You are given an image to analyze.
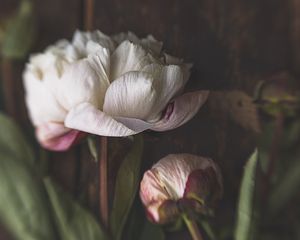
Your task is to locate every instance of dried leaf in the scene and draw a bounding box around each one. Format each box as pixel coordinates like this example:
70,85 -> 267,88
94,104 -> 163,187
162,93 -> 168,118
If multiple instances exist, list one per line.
209,90 -> 260,133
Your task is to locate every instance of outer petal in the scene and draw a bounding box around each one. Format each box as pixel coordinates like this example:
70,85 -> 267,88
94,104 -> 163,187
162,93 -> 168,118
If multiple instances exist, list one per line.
163,53 -> 193,86
151,154 -> 217,199
110,41 -> 155,80
23,68 -> 67,126
113,32 -> 162,56
141,35 -> 163,56
103,71 -> 157,120
140,170 -> 171,223
72,30 -> 115,56
65,102 -> 137,137
152,91 -> 209,131
142,64 -> 186,119
55,53 -> 110,110
36,122 -> 83,151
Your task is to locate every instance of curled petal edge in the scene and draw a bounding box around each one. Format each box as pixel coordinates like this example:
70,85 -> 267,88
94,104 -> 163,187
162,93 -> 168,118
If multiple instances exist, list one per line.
36,122 -> 85,151
152,90 -> 209,131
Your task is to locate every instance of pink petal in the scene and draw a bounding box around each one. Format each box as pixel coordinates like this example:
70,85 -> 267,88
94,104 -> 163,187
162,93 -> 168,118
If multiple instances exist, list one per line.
36,122 -> 84,151
152,91 -> 209,131
140,170 -> 171,224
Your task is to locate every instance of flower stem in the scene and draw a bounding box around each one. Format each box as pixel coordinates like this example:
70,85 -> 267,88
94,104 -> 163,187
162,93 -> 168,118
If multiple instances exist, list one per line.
183,214 -> 204,240
84,0 -> 94,30
99,136 -> 108,227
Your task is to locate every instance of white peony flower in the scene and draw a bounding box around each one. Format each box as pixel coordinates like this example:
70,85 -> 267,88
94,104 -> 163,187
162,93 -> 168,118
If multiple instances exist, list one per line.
139,154 -> 222,224
23,30 -> 209,151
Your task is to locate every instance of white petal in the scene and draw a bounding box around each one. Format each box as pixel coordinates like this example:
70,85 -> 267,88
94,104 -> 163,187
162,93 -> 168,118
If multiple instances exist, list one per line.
114,116 -> 153,132
140,170 -> 171,204
65,102 -> 137,136
55,55 -> 109,110
152,91 -> 209,131
142,64 -> 186,118
103,71 -> 158,120
23,69 -> 67,126
113,31 -> 140,45
72,30 -> 114,57
140,170 -> 171,223
141,35 -> 163,55
87,47 -> 111,84
163,53 -> 193,86
91,30 -> 115,52
113,32 -> 162,55
110,41 -> 155,80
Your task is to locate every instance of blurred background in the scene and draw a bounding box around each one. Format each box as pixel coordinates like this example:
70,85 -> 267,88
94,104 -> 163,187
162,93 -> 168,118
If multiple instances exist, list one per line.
0,0 -> 300,239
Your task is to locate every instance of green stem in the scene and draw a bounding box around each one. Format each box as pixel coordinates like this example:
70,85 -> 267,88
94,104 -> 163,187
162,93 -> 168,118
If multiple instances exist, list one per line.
183,214 -> 204,240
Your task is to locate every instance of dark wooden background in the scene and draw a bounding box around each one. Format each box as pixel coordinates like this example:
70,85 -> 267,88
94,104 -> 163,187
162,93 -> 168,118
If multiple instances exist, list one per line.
1,0 -> 299,239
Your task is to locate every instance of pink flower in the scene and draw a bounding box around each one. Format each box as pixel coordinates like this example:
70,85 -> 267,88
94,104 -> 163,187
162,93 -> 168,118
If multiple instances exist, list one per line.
140,154 -> 222,224
23,30 -> 208,151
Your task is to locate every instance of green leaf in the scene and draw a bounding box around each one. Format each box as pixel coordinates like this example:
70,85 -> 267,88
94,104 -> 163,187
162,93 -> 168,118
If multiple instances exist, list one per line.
200,220 -> 217,240
0,113 -> 34,165
140,221 -> 164,240
44,177 -> 109,240
1,0 -> 35,59
269,152 -> 300,214
234,150 -> 258,240
110,135 -> 144,240
0,114 -> 57,240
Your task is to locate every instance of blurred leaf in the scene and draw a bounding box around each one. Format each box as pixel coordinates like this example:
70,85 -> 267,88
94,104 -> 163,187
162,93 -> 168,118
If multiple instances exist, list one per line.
110,135 -> 144,240
44,177 -> 109,240
0,113 -> 34,165
200,220 -> 216,240
234,150 -> 258,240
140,221 -> 164,240
121,197 -> 145,240
209,91 -> 261,133
269,152 -> 300,214
0,114 -> 57,240
1,0 -> 35,59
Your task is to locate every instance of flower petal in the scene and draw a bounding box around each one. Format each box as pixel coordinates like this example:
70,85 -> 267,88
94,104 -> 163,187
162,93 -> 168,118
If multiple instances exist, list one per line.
36,122 -> 83,151
142,64 -> 186,117
151,154 -> 216,199
23,69 -> 67,126
152,91 -> 209,131
110,41 -> 155,80
141,35 -> 163,55
103,71 -> 158,120
55,53 -> 110,110
140,170 -> 171,223
114,116 -> 153,132
72,30 -> 115,56
113,32 -> 162,56
65,102 -> 137,136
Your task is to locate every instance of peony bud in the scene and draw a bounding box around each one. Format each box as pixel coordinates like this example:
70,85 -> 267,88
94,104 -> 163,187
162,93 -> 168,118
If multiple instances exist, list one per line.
139,154 -> 222,224
23,30 -> 208,151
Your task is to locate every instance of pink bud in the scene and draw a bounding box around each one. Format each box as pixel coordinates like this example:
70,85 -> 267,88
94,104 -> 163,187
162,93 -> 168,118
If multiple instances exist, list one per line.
139,154 -> 222,224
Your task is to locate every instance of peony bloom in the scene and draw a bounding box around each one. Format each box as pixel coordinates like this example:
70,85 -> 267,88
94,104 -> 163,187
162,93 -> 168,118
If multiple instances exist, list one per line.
23,30 -> 209,151
140,154 -> 222,224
